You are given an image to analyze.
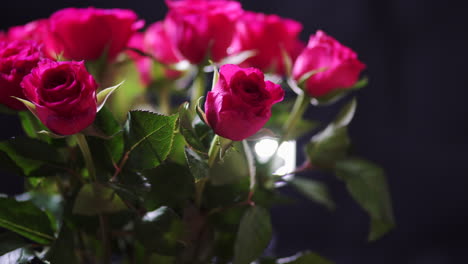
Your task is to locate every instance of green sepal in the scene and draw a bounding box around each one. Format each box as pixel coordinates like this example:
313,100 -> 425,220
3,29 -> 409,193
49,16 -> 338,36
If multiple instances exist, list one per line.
96,81 -> 124,112
311,77 -> 368,106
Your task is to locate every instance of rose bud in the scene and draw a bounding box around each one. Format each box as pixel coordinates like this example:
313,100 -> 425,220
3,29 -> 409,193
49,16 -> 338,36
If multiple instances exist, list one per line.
164,0 -> 243,64
229,11 -> 304,75
45,7 -> 143,61
0,40 -> 42,110
292,30 -> 366,98
21,59 -> 98,135
205,64 -> 284,141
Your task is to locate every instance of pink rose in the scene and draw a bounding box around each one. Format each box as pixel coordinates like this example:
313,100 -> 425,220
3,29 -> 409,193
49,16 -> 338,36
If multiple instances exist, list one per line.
292,30 -> 366,98
143,21 -> 183,79
0,32 -> 6,42
7,19 -> 48,43
205,64 -> 284,141
229,11 -> 304,75
0,40 -> 42,110
127,33 -> 153,86
45,7 -> 143,61
21,60 -> 98,135
164,0 -> 243,64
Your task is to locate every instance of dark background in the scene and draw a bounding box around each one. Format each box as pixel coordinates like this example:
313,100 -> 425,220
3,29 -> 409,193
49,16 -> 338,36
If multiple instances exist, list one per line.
1,0 -> 468,263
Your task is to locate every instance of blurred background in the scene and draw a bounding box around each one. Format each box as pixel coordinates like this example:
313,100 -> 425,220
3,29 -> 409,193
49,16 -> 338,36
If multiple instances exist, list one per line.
1,0 -> 467,263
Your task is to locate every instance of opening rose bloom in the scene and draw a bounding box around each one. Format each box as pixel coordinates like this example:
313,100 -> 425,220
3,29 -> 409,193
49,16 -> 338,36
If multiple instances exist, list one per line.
229,11 -> 304,75
205,64 -> 284,141
0,40 -> 42,110
45,7 -> 143,61
164,0 -> 243,64
292,30 -> 366,98
21,60 -> 98,135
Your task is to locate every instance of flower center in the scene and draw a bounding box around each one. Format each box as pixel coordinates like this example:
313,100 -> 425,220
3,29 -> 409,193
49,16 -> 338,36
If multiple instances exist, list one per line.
43,70 -> 69,89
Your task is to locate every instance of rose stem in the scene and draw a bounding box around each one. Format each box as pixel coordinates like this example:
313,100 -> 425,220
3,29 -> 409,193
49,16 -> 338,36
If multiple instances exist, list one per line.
242,140 -> 256,201
194,134 -> 220,208
98,214 -> 111,264
207,134 -> 221,167
75,133 -> 97,181
281,91 -> 310,143
190,66 -> 206,114
76,133 -> 111,264
159,83 -> 171,115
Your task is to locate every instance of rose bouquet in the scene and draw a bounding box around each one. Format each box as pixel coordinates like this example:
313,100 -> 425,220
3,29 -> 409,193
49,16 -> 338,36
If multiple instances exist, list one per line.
0,1 -> 394,263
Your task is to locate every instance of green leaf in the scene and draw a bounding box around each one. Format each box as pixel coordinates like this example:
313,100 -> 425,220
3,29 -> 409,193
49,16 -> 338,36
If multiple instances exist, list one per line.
0,231 -> 29,257
280,251 -> 334,264
168,133 -> 187,165
290,178 -> 335,210
210,141 -> 249,186
233,206 -> 272,264
45,223 -> 78,264
179,102 -> 207,153
18,111 -> 50,143
0,197 -> 54,244
124,111 -> 178,170
72,183 -> 127,216
96,81 -> 124,112
0,137 -> 66,177
334,158 -> 395,241
0,104 -> 16,115
185,147 -> 209,181
28,192 -> 63,232
143,162 -> 195,210
135,206 -> 184,255
87,107 -> 124,176
306,126 -> 350,169
203,179 -> 250,209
